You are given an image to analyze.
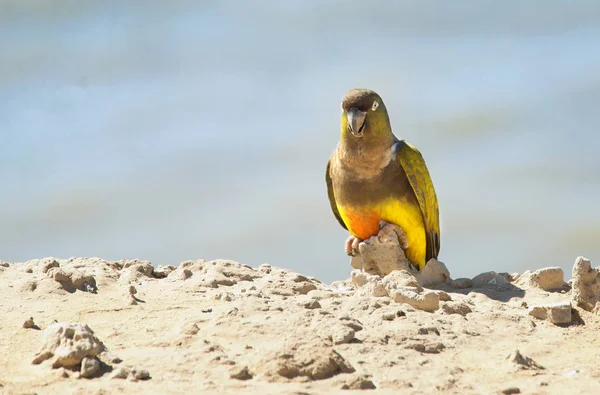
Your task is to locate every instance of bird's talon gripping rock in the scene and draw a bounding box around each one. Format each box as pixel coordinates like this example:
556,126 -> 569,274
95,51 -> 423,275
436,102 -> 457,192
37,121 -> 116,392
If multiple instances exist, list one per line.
351,237 -> 362,256
345,236 -> 363,256
378,222 -> 409,250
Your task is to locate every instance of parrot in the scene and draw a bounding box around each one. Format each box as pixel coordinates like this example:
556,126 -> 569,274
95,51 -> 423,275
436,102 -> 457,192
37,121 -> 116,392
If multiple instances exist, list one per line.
326,88 -> 440,270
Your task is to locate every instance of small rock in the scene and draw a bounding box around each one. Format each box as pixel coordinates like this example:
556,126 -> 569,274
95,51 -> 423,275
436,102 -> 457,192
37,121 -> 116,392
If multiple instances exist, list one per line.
41,259 -> 60,273
571,256 -> 600,311
23,317 -> 36,329
528,301 -> 572,325
506,350 -> 544,370
330,325 -> 355,345
80,357 -> 101,379
433,290 -> 451,301
292,282 -> 318,295
287,272 -> 309,283
405,342 -> 445,354
406,343 -> 426,352
128,285 -> 137,295
32,322 -> 106,368
417,259 -> 450,286
339,316 -> 363,331
441,301 -> 472,316
153,265 -> 176,278
390,287 -> 439,312
472,271 -> 510,288
261,343 -> 355,380
417,327 -> 440,336
202,307 -> 213,313
501,387 -> 521,394
215,292 -> 234,302
382,312 -> 396,321
229,365 -> 253,380
70,271 -> 97,293
130,367 -> 151,380
451,278 -> 473,289
212,273 -> 237,286
341,376 -> 376,390
180,269 -> 193,280
45,266 -> 97,293
302,300 -> 321,310
110,367 -> 130,379
517,267 -> 565,291
50,268 -> 71,284
119,260 -> 155,282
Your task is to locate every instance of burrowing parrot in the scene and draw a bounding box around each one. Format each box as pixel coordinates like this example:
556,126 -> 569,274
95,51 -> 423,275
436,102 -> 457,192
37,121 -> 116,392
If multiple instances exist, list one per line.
326,88 -> 440,270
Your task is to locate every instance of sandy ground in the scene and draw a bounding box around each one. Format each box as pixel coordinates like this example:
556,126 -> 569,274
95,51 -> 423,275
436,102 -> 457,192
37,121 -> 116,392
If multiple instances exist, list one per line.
2,252 -> 600,395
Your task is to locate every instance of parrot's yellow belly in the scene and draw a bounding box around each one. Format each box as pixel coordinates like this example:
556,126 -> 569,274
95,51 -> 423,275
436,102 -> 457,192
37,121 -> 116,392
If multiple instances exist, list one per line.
337,197 -> 427,269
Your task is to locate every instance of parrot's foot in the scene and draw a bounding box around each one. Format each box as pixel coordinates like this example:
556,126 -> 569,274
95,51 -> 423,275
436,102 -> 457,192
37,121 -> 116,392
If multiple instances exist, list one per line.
378,221 -> 409,249
345,235 -> 363,256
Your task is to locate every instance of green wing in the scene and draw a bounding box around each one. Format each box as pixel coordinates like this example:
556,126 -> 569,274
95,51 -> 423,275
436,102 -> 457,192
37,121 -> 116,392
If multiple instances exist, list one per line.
326,158 -> 347,230
396,140 -> 441,260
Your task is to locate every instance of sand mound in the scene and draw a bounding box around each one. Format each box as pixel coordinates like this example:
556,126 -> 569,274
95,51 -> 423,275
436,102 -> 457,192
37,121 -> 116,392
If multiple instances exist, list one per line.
1,251 -> 600,393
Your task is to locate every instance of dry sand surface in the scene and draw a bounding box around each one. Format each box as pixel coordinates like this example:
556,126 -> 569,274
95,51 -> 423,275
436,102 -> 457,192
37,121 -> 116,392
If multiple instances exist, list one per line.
2,243 -> 600,394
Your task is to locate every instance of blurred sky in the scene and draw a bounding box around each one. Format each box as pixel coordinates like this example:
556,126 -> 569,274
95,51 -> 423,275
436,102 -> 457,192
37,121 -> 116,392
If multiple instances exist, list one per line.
1,1 -> 600,283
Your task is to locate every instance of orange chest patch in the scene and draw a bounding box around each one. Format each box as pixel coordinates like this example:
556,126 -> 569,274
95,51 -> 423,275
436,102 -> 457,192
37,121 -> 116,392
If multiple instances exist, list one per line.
338,207 -> 381,241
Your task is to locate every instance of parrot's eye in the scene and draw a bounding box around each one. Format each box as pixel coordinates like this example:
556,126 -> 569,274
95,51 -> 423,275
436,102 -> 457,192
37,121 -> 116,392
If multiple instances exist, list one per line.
372,100 -> 379,111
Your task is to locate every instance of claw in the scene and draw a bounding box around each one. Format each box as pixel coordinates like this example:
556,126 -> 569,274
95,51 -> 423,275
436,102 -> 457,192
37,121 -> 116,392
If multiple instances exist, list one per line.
378,221 -> 409,249
345,235 -> 363,256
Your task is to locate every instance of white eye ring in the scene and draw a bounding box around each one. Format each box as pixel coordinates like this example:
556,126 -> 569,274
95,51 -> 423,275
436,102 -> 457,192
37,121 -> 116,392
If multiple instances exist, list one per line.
372,100 -> 379,111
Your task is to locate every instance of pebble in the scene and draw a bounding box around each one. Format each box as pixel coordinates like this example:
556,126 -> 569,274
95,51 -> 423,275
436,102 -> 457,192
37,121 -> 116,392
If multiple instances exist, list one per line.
229,365 -> 253,380
331,325 -> 355,345
130,367 -> 151,380
528,301 -> 572,325
382,312 -> 396,321
23,317 -> 36,329
80,357 -> 101,379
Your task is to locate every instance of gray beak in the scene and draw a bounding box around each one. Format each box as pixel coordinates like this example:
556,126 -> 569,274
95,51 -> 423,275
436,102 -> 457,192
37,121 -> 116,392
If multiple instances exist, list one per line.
347,108 -> 367,136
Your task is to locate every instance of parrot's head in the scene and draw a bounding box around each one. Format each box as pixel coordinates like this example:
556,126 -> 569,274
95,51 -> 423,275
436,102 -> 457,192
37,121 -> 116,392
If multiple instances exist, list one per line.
340,88 -> 392,141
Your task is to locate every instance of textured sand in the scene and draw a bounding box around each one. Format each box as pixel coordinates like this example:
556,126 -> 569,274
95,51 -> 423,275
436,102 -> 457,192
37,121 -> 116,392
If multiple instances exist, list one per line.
1,255 -> 600,394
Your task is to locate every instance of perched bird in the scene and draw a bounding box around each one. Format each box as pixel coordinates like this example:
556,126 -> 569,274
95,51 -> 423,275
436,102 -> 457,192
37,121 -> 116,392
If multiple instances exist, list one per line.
326,88 -> 440,270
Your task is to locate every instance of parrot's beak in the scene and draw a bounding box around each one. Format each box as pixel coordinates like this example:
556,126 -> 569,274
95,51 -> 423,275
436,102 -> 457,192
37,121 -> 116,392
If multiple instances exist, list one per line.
347,108 -> 367,137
